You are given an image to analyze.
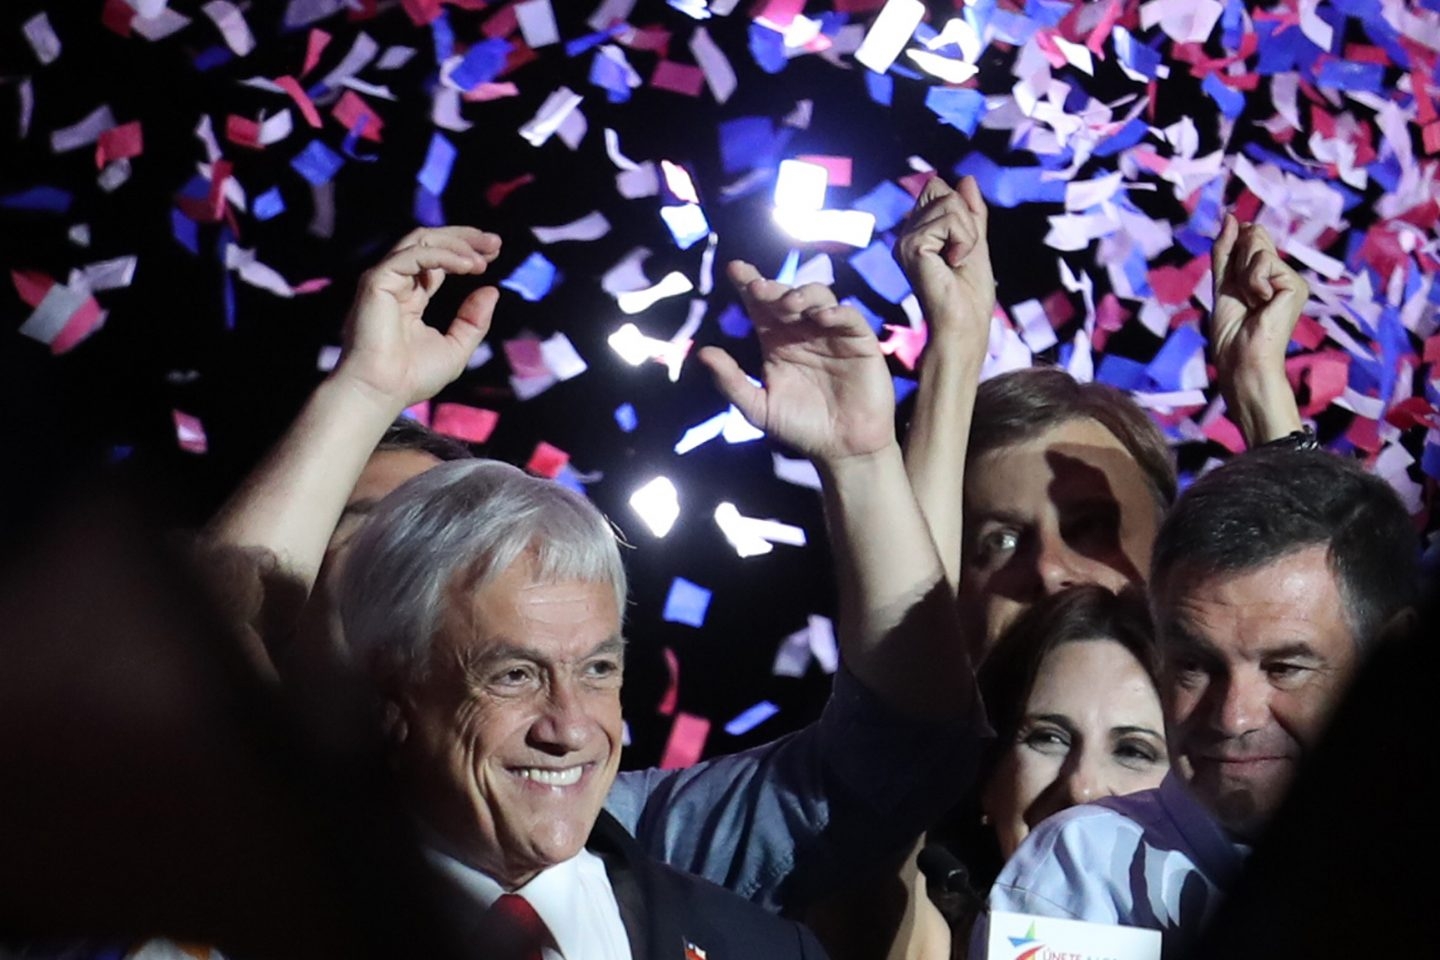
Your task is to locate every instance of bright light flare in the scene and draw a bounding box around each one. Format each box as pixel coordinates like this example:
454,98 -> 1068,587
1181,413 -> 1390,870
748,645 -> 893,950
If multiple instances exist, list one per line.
616,271 -> 694,313
630,476 -> 680,537
773,158 -> 828,211
713,502 -> 807,558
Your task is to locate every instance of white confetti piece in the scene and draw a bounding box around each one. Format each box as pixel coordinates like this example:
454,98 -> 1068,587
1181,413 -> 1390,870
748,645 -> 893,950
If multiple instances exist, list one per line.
519,86 -> 584,147
854,0 -> 925,74
50,105 -> 116,153
202,1 -> 256,57
22,13 -> 61,66
532,211 -> 611,244
690,27 -> 736,104
516,0 -> 560,48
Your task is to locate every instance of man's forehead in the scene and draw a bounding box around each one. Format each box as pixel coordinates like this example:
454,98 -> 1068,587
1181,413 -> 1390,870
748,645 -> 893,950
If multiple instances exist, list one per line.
348,448 -> 443,507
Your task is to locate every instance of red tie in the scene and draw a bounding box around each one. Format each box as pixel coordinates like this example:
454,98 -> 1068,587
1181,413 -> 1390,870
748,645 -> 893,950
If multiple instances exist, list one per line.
485,893 -> 551,960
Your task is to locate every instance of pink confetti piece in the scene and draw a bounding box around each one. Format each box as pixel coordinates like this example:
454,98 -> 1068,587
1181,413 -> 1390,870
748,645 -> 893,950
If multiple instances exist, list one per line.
879,323 -> 927,371
51,296 -> 105,355
301,28 -> 331,77
176,159 -> 232,224
650,61 -> 705,98
399,0 -> 444,27
173,410 -> 208,455
274,75 -> 323,129
403,401 -> 431,426
795,154 -> 853,187
485,173 -> 534,206
525,441 -> 570,478
101,0 -> 134,36
331,90 -> 383,142
1386,396 -> 1440,431
483,4 -> 520,39
225,115 -> 263,150
657,647 -> 680,716
1286,351 -> 1350,418
432,402 -> 499,443
1347,416 -> 1382,457
1147,256 -> 1210,306
95,121 -> 143,169
659,712 -> 710,769
1201,415 -> 1245,454
503,336 -> 548,378
11,268 -> 54,308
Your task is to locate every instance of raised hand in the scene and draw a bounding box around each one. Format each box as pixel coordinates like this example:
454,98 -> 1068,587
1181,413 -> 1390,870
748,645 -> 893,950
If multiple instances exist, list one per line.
1209,214 -> 1307,444
893,175 -> 995,349
337,226 -> 502,411
699,261 -> 896,466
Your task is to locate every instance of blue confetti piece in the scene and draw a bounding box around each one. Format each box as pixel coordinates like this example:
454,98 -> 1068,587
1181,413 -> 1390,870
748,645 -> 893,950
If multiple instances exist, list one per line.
1093,118 -> 1149,158
451,37 -> 510,90
1114,30 -> 1163,80
1370,153 -> 1402,193
290,140 -> 345,186
0,185 -> 72,212
853,180 -> 914,233
431,11 -> 454,63
663,577 -> 712,627
1122,247 -> 1153,299
1024,0 -> 1071,28
614,403 -> 638,432
193,45 -> 233,71
1095,354 -> 1148,391
341,115 -> 379,162
1254,21 -> 1303,75
718,302 -> 752,338
501,251 -> 559,302
553,464 -> 586,495
413,185 -> 445,226
565,22 -> 625,57
1422,443 -> 1440,481
417,132 -> 457,195
222,261 -> 236,330
724,701 -> 780,736
893,376 -> 918,403
590,48 -> 635,103
841,296 -> 884,333
1347,355 -> 1381,395
171,207 -> 199,254
864,70 -> 893,106
1315,58 -> 1385,93
848,241 -> 911,303
925,87 -> 987,135
989,8 -> 1039,44
1378,307 -> 1410,403
1220,0 -> 1247,49
749,22 -> 787,74
107,445 -> 134,464
1202,74 -> 1245,119
719,116 -> 779,174
253,186 -> 285,221
1145,325 -> 1207,391
954,153 -> 1066,209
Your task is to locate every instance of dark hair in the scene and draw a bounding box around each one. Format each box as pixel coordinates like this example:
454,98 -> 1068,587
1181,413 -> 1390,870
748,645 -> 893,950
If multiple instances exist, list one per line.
1151,448 -> 1418,648
375,415 -> 474,462
977,584 -> 1160,750
970,367 -> 1177,508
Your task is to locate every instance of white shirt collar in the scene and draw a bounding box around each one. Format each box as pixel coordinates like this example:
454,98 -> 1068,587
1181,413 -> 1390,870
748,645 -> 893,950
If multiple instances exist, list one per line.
424,844 -> 626,960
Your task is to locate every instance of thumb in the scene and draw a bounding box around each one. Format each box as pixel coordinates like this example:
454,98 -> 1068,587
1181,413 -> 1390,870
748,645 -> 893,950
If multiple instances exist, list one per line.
445,285 -> 498,355
698,346 -> 767,428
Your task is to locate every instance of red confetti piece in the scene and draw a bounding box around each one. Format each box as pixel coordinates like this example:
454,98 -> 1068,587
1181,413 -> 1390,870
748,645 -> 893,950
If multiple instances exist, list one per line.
399,0 -> 444,27
1424,333 -> 1440,366
225,115 -> 263,149
525,441 -> 570,478
659,712 -> 710,769
897,170 -> 934,197
1285,351 -> 1349,418
485,173 -> 534,206
1346,415 -> 1382,456
657,647 -> 680,716
651,61 -> 705,97
275,75 -> 323,129
795,154 -> 853,187
879,323 -> 927,372
101,0 -> 133,37
95,121 -> 143,169
432,402 -> 499,443
301,29 -> 331,77
1292,314 -> 1326,350
1147,256 -> 1210,306
483,4 -> 519,38
403,401 -> 431,426
51,296 -> 104,355
624,26 -> 671,56
1202,415 -> 1245,454
11,268 -> 54,308
332,90 -> 383,142
176,159 -> 232,223
1386,396 -> 1440,431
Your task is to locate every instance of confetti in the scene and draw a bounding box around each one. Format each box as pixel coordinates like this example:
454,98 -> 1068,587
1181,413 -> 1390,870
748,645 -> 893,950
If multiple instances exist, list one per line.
659,712 -> 710,769
724,701 -> 780,736
662,577 -> 712,627
630,476 -> 681,537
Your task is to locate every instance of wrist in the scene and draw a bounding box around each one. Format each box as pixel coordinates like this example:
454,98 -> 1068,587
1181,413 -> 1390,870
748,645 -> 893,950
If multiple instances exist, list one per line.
321,369 -> 411,424
1224,369 -> 1302,447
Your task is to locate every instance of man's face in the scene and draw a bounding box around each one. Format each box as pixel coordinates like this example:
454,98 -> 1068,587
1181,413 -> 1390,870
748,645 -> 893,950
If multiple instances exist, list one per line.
386,553 -> 625,888
960,418 -> 1162,657
1159,546 -> 1357,839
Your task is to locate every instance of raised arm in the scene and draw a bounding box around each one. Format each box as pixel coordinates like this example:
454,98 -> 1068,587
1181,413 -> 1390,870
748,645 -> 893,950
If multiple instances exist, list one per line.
893,175 -> 995,591
700,264 -> 974,720
1209,214 -> 1307,447
201,227 -> 501,653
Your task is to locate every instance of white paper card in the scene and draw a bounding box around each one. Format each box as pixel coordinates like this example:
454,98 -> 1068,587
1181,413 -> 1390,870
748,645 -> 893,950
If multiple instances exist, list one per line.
986,912 -> 1161,960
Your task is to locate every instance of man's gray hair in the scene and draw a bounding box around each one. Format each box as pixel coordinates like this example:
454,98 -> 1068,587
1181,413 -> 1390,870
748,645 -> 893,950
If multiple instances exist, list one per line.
338,459 -> 627,678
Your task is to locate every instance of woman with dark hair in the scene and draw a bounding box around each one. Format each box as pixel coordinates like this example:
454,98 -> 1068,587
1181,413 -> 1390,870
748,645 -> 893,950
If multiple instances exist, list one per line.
923,585 -> 1168,957
808,585 -> 1167,960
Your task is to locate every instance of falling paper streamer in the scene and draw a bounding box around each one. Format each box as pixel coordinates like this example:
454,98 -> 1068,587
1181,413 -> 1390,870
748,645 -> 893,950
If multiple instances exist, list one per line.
659,712 -> 710,769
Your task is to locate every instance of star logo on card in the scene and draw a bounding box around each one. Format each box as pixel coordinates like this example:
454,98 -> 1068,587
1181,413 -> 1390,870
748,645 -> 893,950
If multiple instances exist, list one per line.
1007,921 -> 1045,960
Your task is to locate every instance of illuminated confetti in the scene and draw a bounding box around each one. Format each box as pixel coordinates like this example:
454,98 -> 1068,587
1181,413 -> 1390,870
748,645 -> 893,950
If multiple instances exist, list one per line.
629,476 -> 681,537
662,577 -> 712,627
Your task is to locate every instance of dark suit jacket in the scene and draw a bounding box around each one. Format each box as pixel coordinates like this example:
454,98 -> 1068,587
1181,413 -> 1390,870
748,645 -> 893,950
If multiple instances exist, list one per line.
587,810 -> 829,960
436,810 -> 829,960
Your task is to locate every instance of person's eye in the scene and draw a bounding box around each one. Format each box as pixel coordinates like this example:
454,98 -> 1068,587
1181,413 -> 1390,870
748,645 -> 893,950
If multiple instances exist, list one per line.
1062,506 -> 1119,547
491,665 -> 536,688
1264,661 -> 1309,685
1167,656 -> 1209,688
1022,726 -> 1070,754
1115,738 -> 1161,766
975,527 -> 1020,565
585,657 -> 623,682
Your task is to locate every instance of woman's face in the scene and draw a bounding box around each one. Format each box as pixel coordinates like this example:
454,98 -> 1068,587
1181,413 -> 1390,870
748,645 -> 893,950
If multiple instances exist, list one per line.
982,638 -> 1168,858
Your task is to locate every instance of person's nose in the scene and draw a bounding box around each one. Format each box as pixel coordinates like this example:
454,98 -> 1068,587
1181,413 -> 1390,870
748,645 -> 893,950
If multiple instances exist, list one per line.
1056,749 -> 1107,806
1206,671 -> 1268,739
1035,529 -> 1091,596
527,679 -> 592,755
